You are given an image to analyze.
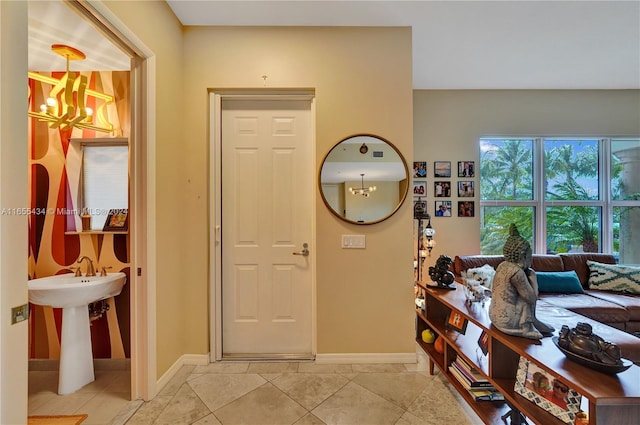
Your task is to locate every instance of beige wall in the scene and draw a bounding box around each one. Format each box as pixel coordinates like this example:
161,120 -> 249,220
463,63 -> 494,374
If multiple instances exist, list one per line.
414,89 -> 640,270
101,3 -> 416,378
103,1 -> 186,376
1,1 -> 29,422
182,27 -> 415,355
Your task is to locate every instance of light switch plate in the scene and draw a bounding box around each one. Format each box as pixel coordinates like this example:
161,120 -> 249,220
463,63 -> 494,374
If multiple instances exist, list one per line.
11,304 -> 29,324
342,234 -> 366,249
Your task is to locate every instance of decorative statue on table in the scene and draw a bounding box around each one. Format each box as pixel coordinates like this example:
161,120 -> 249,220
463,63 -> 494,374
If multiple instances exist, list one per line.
558,322 -> 623,366
488,224 -> 554,339
428,255 -> 455,289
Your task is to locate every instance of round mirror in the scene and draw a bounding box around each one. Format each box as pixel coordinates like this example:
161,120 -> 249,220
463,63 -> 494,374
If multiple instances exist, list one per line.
319,134 -> 409,224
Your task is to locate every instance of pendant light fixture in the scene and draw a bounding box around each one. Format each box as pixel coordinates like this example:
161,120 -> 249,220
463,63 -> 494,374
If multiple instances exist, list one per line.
349,173 -> 377,197
28,44 -> 114,133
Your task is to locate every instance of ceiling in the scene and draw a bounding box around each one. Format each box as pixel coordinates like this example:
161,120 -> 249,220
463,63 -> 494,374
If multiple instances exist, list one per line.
28,1 -> 130,72
29,1 -> 640,89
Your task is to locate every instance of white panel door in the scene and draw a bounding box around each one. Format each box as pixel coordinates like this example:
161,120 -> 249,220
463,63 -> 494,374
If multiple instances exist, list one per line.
221,97 -> 313,358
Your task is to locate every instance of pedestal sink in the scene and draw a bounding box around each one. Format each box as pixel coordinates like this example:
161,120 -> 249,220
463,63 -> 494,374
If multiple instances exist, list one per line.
28,272 -> 126,394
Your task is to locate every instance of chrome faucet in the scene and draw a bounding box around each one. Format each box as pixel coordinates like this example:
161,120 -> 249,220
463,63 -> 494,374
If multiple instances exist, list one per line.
77,256 -> 96,277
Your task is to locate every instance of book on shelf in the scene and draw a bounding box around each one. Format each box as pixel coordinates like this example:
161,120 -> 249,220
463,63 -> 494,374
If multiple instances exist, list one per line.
450,358 -> 493,388
448,364 -> 495,391
454,355 -> 482,377
466,387 -> 504,401
448,364 -> 469,388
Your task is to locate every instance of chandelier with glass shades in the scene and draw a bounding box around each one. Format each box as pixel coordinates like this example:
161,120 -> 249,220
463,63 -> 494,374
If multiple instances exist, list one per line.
349,173 -> 377,197
28,44 -> 114,133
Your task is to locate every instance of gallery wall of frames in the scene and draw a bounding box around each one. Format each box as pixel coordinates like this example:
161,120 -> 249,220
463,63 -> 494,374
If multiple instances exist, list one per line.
412,160 -> 476,219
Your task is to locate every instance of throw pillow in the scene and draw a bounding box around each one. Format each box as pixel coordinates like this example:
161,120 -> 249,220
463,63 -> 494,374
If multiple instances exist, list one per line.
535,271 -> 584,294
462,264 -> 496,289
587,261 -> 640,295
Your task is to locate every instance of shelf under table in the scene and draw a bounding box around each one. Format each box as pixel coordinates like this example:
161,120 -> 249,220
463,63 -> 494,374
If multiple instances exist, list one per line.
415,280 -> 640,425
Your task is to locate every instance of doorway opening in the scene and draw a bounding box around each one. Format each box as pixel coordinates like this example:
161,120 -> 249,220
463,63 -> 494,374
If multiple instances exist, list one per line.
26,0 -> 153,411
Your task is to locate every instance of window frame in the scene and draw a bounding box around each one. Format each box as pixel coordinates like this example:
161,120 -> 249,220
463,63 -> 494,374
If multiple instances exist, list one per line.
480,137 -> 639,255
71,137 -> 129,232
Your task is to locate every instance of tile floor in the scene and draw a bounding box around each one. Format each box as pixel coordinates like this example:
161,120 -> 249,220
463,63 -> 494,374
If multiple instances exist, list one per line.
28,352 -> 484,425
28,359 -> 133,425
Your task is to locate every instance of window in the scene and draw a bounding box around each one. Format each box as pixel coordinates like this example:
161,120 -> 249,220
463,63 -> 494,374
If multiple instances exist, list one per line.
80,141 -> 129,231
480,138 -> 640,264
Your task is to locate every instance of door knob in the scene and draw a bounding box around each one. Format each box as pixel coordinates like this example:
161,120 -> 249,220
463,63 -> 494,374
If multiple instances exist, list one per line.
293,243 -> 310,257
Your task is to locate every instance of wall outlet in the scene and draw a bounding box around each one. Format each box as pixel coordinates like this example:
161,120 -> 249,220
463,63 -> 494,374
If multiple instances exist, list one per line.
11,304 -> 29,324
342,234 -> 366,249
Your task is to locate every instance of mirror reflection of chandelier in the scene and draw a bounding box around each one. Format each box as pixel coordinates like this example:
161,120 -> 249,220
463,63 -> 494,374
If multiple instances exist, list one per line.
349,173 -> 377,197
28,44 -> 114,133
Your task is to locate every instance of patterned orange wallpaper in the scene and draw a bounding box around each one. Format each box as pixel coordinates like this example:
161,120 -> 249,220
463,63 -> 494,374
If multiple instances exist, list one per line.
28,70 -> 131,359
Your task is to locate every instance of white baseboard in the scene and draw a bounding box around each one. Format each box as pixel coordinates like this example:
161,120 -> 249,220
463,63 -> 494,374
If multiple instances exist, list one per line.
315,352 -> 417,364
156,353 -> 209,392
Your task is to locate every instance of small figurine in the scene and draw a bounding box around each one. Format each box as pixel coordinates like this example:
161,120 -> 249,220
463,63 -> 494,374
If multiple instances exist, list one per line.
488,224 -> 554,340
428,255 -> 455,288
464,280 -> 489,306
558,322 -> 622,366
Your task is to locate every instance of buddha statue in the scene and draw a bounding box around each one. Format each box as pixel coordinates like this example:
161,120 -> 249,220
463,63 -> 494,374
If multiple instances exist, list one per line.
488,224 -> 554,339
558,322 -> 622,366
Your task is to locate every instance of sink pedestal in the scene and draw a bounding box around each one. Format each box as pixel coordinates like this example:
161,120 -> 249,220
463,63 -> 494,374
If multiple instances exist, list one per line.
27,271 -> 126,394
58,305 -> 95,394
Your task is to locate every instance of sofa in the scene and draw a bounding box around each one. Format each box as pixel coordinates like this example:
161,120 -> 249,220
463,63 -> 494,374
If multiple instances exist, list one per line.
452,253 -> 640,364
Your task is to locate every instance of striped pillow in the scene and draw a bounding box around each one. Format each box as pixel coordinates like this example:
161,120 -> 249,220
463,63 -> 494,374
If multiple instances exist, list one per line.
587,260 -> 640,295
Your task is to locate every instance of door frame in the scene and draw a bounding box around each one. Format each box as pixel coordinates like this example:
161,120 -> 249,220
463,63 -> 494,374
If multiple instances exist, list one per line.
209,90 -> 317,362
69,0 -> 156,400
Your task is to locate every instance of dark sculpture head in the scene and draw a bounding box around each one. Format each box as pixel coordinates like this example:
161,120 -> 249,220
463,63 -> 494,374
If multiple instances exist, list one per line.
435,255 -> 453,271
575,322 -> 593,336
503,224 -> 532,268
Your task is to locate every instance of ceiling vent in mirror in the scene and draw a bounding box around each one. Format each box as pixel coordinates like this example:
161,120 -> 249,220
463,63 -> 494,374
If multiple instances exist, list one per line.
373,151 -> 384,158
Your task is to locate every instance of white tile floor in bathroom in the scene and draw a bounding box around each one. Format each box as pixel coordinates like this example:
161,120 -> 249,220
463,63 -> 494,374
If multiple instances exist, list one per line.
28,359 -> 134,425
28,352 -> 484,425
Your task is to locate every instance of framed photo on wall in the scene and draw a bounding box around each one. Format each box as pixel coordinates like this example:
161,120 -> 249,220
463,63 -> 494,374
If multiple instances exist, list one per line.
434,181 -> 451,197
434,200 -> 452,217
413,181 -> 427,197
434,161 -> 451,178
413,161 -> 427,178
514,357 -> 582,424
458,181 -> 474,197
457,201 -> 474,217
458,161 -> 475,177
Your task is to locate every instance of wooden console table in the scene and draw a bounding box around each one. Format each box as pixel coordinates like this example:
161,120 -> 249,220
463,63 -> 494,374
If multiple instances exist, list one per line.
415,281 -> 640,425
